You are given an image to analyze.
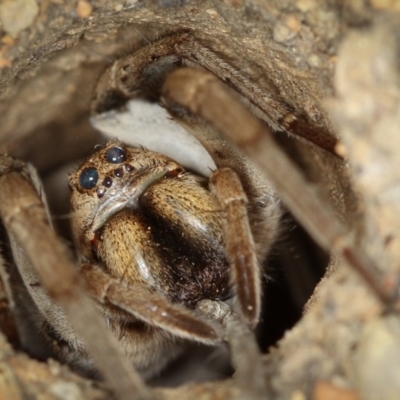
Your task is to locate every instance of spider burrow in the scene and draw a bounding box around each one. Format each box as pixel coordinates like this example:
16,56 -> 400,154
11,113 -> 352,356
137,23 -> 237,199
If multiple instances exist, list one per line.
0,30 -> 394,400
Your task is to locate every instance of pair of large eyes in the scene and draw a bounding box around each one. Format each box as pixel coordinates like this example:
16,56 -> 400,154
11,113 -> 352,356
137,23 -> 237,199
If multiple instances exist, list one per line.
79,147 -> 126,190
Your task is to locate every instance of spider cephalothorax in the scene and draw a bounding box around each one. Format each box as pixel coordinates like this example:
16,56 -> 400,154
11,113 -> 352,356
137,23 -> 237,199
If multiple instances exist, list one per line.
70,140 -> 232,308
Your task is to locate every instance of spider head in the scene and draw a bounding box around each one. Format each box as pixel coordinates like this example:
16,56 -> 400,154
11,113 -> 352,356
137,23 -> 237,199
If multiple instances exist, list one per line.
68,140 -> 184,259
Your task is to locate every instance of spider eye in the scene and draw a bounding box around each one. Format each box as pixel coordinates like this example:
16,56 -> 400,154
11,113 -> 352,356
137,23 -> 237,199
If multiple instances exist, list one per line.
79,168 -> 99,189
105,147 -> 126,164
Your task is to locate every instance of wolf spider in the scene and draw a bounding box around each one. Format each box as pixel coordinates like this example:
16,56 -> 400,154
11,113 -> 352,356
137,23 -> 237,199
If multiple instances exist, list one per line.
0,31 -> 394,399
